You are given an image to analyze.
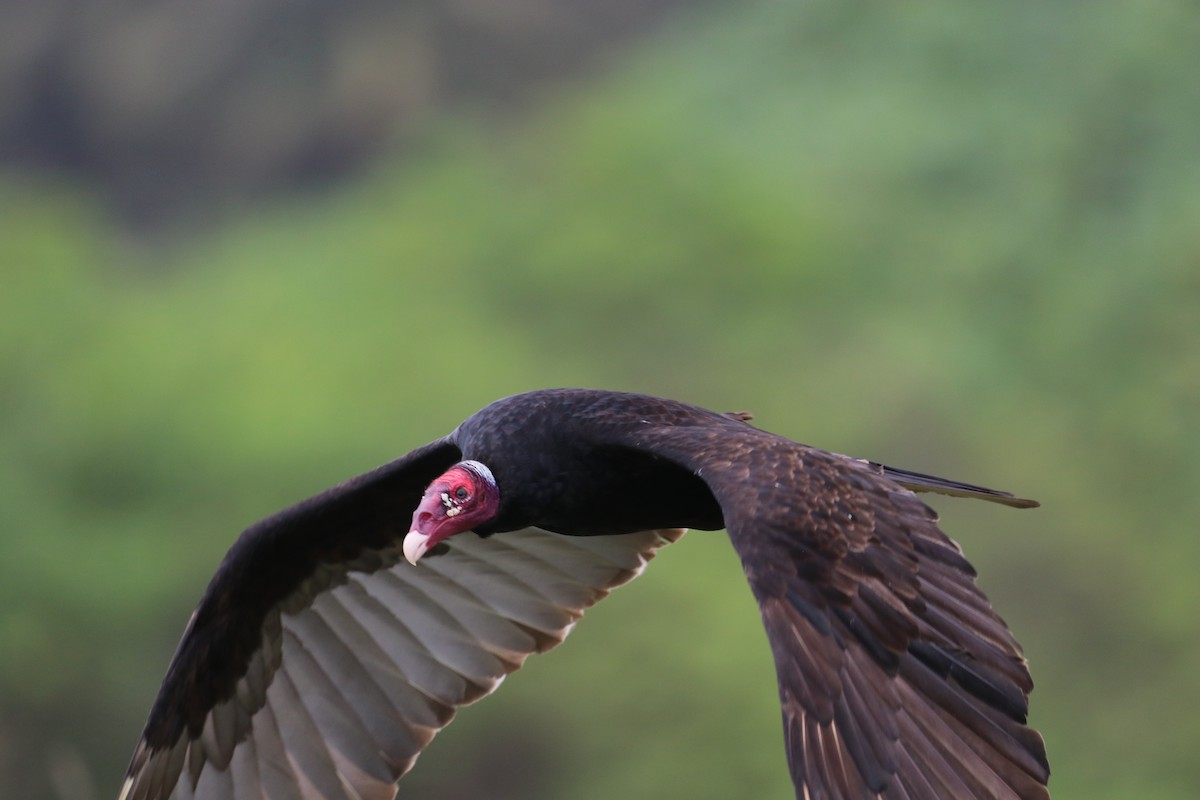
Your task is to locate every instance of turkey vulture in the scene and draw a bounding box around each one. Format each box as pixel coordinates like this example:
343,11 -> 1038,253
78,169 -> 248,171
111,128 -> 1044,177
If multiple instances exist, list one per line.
119,388 -> 1050,800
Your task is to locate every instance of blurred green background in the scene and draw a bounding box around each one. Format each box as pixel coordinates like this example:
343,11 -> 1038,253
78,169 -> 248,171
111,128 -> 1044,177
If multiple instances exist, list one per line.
2,0 -> 1198,798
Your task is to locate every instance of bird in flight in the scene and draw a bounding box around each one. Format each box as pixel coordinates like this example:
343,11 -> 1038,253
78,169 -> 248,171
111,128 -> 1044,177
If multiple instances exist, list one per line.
120,388 -> 1050,799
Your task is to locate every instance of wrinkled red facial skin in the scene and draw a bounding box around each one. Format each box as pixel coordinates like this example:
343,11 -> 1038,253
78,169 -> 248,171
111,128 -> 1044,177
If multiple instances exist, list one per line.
409,463 -> 498,551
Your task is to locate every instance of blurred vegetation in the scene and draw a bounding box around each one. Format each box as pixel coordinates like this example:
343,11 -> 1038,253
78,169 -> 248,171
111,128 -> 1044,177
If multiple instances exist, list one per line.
0,0 -> 690,229
2,0 -> 1198,798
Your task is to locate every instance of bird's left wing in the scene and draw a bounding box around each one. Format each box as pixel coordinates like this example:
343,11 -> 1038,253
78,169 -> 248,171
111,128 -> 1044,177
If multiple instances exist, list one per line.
120,437 -> 682,800
623,424 -> 1050,800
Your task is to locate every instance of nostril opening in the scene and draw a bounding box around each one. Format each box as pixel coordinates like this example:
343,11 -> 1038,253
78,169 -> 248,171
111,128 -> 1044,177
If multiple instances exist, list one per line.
417,511 -> 434,526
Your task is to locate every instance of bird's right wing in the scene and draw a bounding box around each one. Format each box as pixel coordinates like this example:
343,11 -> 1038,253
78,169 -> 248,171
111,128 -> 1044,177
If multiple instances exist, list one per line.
120,432 -> 683,800
122,525 -> 683,800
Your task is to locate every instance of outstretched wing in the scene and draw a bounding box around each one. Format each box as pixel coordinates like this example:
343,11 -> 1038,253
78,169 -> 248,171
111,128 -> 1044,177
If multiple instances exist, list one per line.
627,425 -> 1050,800
120,437 -> 683,800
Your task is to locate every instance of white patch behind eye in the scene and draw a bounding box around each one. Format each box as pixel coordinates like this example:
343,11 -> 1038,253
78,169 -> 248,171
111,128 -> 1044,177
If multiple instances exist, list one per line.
460,460 -> 495,487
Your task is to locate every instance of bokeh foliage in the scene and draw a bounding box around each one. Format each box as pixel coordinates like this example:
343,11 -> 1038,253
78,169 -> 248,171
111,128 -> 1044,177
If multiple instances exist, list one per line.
2,0 -> 1198,798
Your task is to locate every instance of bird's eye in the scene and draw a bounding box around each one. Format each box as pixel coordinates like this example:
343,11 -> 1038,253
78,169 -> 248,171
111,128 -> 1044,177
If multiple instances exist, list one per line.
454,486 -> 470,501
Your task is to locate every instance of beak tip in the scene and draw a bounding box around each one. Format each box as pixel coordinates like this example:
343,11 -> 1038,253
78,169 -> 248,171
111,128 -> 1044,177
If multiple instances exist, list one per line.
403,530 -> 430,565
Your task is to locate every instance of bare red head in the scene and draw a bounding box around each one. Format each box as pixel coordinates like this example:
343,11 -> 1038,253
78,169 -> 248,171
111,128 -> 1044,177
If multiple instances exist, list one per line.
403,460 -> 500,564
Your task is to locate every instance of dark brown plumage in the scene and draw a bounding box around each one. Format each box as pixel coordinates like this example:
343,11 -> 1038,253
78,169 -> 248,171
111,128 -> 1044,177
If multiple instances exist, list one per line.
120,388 -> 1049,800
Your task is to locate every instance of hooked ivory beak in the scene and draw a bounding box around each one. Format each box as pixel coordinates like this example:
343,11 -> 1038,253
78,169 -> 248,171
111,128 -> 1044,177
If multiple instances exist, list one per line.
403,530 -> 433,565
